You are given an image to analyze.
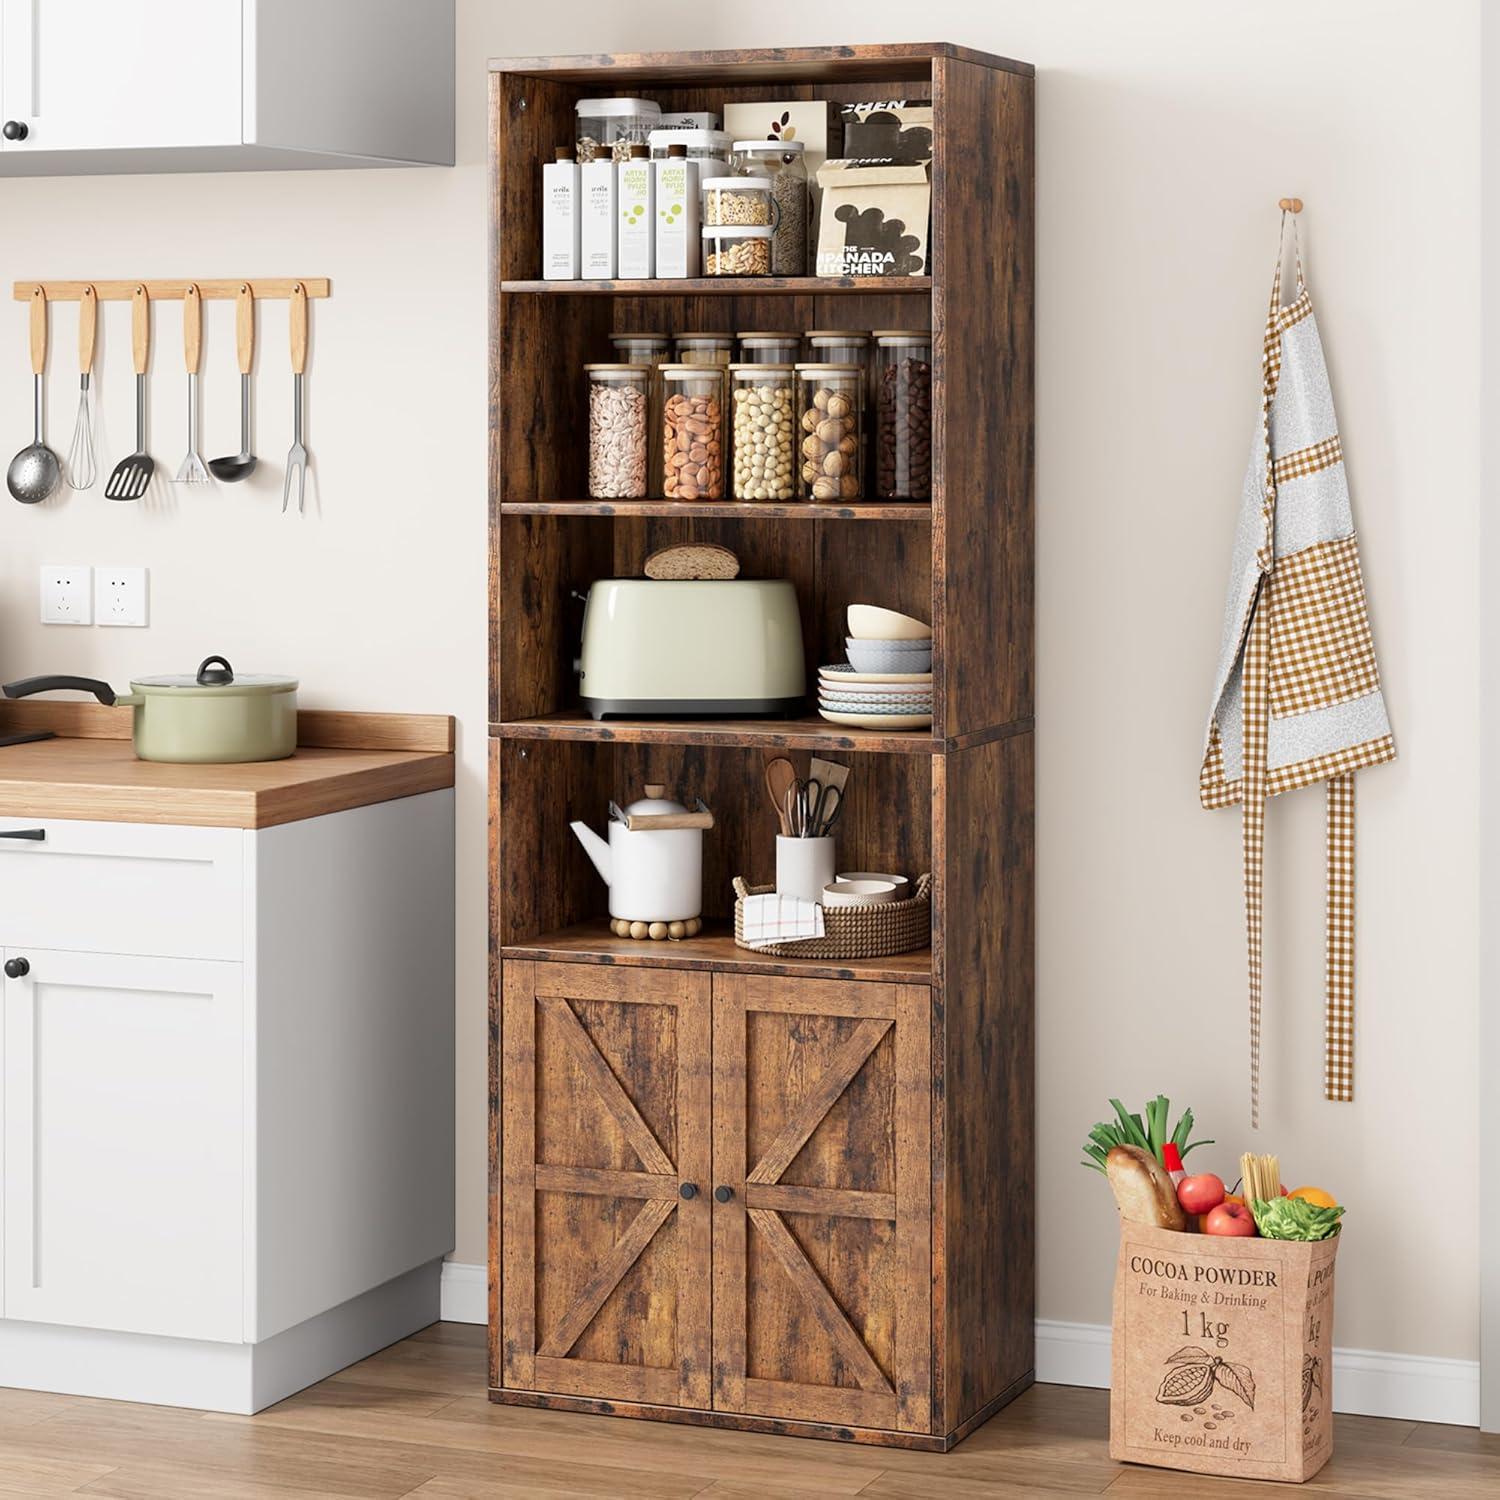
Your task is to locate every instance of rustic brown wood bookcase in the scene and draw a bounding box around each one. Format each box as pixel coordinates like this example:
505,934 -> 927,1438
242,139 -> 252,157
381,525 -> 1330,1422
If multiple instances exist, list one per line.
488,43 -> 1034,1451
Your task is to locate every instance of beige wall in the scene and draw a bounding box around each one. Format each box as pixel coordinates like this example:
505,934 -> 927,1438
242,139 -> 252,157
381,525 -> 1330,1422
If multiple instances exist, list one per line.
0,1 -> 1478,1361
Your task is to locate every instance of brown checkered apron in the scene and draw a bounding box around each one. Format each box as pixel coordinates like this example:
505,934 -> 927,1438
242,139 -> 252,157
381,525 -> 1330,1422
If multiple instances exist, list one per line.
1201,213 -> 1395,1125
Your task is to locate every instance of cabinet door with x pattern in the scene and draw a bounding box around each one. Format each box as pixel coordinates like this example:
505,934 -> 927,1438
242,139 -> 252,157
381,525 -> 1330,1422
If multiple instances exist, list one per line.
711,974 -> 933,1434
500,960 -> 711,1408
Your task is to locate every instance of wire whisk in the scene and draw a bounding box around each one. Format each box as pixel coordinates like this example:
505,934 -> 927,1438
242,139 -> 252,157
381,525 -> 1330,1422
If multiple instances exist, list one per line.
66,286 -> 98,490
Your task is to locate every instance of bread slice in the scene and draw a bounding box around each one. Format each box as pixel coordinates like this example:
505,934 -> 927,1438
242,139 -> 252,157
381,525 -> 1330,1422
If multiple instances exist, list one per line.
644,543 -> 740,581
1105,1144 -> 1187,1231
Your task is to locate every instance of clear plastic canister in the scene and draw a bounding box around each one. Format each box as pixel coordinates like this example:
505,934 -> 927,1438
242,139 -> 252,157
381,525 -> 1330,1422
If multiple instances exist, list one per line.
873,331 -> 933,500
795,363 -> 862,502
703,175 -> 774,227
660,364 -> 726,501
585,364 -> 649,499
729,364 -> 797,502
574,97 -> 661,163
703,224 -> 773,276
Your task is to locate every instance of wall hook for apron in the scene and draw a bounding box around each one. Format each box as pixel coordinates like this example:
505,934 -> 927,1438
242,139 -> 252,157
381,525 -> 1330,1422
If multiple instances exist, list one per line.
1199,199 -> 1395,1126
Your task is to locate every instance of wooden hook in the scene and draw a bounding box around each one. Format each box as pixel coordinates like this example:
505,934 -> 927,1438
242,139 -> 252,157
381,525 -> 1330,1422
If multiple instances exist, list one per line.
1279,197 -> 1303,214
28,286 -> 46,376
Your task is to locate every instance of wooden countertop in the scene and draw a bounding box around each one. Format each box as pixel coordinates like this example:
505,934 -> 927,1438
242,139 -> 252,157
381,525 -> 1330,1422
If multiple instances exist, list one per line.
0,707 -> 455,829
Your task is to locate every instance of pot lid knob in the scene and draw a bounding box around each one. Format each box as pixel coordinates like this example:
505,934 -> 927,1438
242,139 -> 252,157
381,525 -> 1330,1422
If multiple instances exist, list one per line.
196,655 -> 235,686
644,783 -> 666,799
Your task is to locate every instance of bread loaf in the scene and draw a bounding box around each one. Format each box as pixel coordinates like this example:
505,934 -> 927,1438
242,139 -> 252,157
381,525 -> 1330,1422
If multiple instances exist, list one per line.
643,543 -> 740,580
1105,1144 -> 1187,1231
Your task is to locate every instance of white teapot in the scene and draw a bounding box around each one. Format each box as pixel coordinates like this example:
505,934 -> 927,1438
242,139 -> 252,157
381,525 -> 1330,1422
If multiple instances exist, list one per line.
570,784 -> 714,922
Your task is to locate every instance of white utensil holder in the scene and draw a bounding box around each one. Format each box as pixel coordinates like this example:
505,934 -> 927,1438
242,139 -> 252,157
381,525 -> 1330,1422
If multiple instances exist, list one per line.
775,835 -> 836,904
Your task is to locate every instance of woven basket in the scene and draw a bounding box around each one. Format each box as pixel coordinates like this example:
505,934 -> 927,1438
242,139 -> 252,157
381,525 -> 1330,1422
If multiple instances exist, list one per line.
732,874 -> 932,959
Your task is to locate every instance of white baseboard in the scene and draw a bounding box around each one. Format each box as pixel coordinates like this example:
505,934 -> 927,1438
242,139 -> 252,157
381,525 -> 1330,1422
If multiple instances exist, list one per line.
440,1266 -> 1478,1427
1036,1317 -> 1480,1427
440,1259 -> 488,1325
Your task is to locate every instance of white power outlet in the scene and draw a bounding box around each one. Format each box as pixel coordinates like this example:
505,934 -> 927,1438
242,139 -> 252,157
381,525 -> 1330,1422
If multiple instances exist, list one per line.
96,567 -> 148,627
40,565 -> 93,625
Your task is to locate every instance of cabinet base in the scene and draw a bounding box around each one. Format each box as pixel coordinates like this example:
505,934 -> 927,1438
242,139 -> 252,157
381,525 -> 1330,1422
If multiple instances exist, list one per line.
485,1369 -> 1036,1451
0,1258 -> 442,1414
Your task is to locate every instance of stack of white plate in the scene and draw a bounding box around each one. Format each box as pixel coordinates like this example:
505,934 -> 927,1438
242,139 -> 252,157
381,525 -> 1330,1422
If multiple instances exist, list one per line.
819,603 -> 935,728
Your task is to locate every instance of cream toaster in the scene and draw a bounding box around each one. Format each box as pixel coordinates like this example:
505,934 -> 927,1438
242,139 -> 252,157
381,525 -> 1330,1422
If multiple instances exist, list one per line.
577,579 -> 806,719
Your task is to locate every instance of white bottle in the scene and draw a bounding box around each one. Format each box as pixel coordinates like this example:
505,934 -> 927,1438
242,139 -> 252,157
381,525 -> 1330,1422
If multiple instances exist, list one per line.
617,143 -> 655,280
581,155 -> 617,280
542,147 -> 581,280
653,145 -> 700,279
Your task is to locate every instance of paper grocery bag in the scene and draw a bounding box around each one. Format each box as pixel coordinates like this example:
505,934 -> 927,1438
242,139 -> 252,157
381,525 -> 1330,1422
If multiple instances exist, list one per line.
1110,1223 -> 1338,1483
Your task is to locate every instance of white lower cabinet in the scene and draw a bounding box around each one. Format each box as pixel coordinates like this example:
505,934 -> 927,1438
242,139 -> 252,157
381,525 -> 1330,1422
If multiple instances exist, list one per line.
0,790 -> 455,1412
2,950 -> 245,1342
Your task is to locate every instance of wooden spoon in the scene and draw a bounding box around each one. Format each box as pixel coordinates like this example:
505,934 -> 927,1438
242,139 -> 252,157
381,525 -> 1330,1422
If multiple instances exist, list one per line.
763,756 -> 797,837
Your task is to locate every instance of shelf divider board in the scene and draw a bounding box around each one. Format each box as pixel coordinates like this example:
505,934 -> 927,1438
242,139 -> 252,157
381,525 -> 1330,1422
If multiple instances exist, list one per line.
491,714 -> 940,754
501,276 -> 930,297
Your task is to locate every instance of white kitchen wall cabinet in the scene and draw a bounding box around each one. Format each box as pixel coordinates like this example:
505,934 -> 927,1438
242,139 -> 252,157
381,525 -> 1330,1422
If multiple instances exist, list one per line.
0,0 -> 453,175
0,790 -> 456,1414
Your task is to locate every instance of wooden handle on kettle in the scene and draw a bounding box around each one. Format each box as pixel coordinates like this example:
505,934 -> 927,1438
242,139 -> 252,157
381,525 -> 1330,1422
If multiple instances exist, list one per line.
182,283 -> 201,374
235,283 -> 254,376
77,285 -> 97,376
27,286 -> 45,376
131,284 -> 150,376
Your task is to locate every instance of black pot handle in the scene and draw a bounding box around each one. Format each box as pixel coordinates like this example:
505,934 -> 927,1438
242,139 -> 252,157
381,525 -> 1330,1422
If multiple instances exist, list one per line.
2,676 -> 117,706
196,655 -> 234,686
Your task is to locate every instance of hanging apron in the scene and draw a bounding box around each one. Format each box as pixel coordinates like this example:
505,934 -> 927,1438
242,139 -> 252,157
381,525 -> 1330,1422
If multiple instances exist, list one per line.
1200,212 -> 1395,1126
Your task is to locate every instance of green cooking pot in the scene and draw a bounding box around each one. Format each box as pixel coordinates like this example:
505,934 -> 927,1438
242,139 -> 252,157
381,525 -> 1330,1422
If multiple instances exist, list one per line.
3,655 -> 299,763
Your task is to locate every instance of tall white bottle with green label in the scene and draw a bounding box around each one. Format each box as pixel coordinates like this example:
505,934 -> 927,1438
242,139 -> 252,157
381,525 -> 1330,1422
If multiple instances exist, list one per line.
653,145 -> 700,279
617,144 -> 656,279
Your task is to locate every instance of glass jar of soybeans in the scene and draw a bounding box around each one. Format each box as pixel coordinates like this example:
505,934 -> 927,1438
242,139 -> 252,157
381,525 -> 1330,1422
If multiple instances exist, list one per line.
729,364 -> 796,502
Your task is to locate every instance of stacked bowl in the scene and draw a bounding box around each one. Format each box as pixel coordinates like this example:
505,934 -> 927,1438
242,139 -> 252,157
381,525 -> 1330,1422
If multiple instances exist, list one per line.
818,605 -> 934,728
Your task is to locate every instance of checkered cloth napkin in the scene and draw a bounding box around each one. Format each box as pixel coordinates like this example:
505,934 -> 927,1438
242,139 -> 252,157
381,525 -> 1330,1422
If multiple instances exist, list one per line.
740,893 -> 825,950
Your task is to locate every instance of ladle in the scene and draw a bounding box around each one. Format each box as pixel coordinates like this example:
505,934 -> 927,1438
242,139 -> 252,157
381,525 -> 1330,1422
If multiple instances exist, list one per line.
209,283 -> 257,482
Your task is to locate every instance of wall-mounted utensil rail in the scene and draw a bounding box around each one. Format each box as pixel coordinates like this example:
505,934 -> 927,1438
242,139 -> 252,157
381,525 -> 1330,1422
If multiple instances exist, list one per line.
11,279 -> 330,304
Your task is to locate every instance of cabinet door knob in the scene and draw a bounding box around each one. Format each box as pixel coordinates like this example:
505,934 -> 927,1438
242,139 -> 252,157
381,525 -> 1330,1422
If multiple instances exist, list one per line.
4,957 -> 30,979
2,121 -> 28,142
679,1182 -> 698,1200
713,1185 -> 734,1203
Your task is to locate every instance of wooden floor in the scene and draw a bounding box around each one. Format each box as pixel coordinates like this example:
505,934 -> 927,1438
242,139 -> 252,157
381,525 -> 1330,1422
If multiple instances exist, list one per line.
0,1323 -> 1495,1497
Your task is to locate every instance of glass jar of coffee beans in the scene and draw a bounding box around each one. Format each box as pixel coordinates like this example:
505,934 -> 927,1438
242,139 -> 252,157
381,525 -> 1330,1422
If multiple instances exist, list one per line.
730,364 -> 796,502
795,363 -> 862,502
873,331 -> 932,500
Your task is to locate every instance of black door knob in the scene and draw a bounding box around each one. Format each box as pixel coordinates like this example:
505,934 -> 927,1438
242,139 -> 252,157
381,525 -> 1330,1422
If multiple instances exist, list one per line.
2,121 -> 28,142
713,1185 -> 734,1203
679,1182 -> 698,1200
4,957 -> 30,979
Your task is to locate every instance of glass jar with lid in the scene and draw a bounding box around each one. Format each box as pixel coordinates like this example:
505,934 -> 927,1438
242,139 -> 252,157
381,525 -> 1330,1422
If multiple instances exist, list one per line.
731,140 -> 808,276
703,176 -> 774,228
737,332 -> 801,365
574,97 -> 661,163
729,364 -> 796,502
873,331 -> 933,500
660,365 -> 726,501
795,363 -> 862,502
672,332 -> 733,368
611,333 -> 671,491
585,364 -> 650,499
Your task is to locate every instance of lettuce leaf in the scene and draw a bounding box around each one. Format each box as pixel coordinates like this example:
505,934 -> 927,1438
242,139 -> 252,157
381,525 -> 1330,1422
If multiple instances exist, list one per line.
1252,1196 -> 1344,1241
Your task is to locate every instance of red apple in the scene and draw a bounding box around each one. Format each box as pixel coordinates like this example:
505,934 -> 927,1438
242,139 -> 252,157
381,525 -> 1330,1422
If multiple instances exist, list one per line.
1177,1173 -> 1226,1216
1204,1201 -> 1257,1237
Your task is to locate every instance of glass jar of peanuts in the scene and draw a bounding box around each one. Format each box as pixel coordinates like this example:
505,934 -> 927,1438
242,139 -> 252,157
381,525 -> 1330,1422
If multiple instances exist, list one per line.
702,224 -> 773,277
737,332 -> 801,365
585,364 -> 650,499
729,364 -> 796,502
660,364 -> 726,501
703,176 -> 774,227
796,363 -> 862,502
873,330 -> 932,500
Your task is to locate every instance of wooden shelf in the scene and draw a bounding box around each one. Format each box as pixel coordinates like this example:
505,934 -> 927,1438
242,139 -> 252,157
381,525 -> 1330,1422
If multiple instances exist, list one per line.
501,276 -> 930,298
500,499 -> 933,521
491,713 -> 940,754
503,919 -> 932,984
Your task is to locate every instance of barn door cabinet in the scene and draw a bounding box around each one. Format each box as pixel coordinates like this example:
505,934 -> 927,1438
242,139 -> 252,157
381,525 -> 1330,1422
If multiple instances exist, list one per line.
489,43 -> 1034,1451
0,0 -> 453,174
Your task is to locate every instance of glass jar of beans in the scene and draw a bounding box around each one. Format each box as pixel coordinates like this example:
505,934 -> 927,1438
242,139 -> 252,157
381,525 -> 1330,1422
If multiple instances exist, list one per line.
795,363 -> 862,502
610,332 -> 670,495
873,331 -> 933,500
661,364 -> 726,501
585,364 -> 650,499
703,176 -> 774,227
730,364 -> 796,502
702,224 -> 773,277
